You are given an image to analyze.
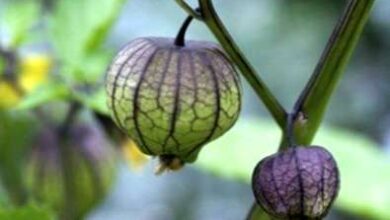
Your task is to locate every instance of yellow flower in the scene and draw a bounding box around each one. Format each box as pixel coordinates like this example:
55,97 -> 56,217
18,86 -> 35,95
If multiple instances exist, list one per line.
122,139 -> 148,170
0,54 -> 51,109
0,81 -> 21,108
19,54 -> 51,92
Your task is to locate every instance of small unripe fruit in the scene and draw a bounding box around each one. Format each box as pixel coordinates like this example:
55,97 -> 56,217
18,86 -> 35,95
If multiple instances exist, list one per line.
26,122 -> 117,220
105,37 -> 241,169
252,146 -> 339,219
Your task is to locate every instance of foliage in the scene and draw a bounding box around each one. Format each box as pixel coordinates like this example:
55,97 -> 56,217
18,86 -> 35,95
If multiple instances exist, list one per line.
0,0 -> 126,218
0,111 -> 36,205
0,204 -> 54,220
49,0 -> 125,84
1,0 -> 40,47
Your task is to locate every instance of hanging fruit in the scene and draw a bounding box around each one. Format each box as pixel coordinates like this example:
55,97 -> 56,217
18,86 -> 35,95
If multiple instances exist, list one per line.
252,146 -> 340,219
105,14 -> 241,172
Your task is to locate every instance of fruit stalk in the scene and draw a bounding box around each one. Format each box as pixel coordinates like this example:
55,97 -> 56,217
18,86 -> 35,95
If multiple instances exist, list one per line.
174,10 -> 198,47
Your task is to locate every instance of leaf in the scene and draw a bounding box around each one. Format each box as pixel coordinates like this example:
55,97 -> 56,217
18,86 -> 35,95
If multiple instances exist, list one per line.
0,204 -> 54,220
0,110 -> 36,204
74,87 -> 109,115
0,58 -> 5,76
246,204 -> 272,220
49,0 -> 125,83
1,0 -> 40,47
16,82 -> 70,110
195,117 -> 390,219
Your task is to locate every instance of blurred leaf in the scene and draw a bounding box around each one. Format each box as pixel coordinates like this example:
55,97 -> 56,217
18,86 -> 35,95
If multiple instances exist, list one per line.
195,117 -> 390,219
0,58 -> 4,75
80,50 -> 113,84
0,204 -> 54,220
246,204 -> 272,220
1,0 -> 40,47
74,87 -> 108,115
0,186 -> 10,208
0,110 -> 36,204
49,0 -> 125,83
16,82 -> 70,110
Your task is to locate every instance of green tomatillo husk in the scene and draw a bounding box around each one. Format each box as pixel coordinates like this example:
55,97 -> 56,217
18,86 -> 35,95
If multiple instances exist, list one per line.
25,121 -> 117,220
105,37 -> 242,171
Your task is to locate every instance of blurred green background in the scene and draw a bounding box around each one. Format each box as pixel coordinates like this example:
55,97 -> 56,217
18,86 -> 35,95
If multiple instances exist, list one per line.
0,0 -> 389,219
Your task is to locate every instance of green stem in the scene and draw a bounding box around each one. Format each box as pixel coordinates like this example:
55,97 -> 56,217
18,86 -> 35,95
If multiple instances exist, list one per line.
197,0 -> 287,129
250,0 -> 375,219
177,0 -> 373,219
175,0 -> 202,20
290,0 -> 375,146
58,101 -> 82,136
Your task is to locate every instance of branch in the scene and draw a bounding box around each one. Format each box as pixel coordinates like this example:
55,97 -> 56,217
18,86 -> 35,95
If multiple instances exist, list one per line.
197,0 -> 287,129
175,0 -> 203,20
249,0 -> 375,219
0,47 -> 20,92
58,101 -> 82,136
291,0 -> 375,146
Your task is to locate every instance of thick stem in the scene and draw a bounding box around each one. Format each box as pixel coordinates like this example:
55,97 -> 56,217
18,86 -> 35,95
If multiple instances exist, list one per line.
58,101 -> 82,136
0,47 -> 23,94
290,0 -> 375,146
198,0 -> 287,129
284,113 -> 296,148
250,0 -> 375,219
175,0 -> 203,20
177,0 -> 373,219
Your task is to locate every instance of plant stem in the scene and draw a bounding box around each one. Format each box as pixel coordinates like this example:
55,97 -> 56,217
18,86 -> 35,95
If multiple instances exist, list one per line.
175,0 -> 203,20
177,0 -> 373,219
174,13 -> 196,47
0,47 -> 17,80
0,47 -> 22,94
58,101 -> 82,136
197,0 -> 287,129
290,0 -> 375,147
249,0 -> 375,219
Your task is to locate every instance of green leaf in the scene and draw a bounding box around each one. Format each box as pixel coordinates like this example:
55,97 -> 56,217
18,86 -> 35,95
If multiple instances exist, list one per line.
0,110 -> 37,204
1,0 -> 40,47
0,186 -> 10,208
195,117 -> 390,219
16,82 -> 70,110
74,87 -> 109,115
246,204 -> 272,220
0,204 -> 54,220
49,0 -> 125,83
0,60 -> 4,77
